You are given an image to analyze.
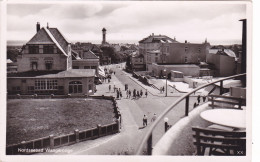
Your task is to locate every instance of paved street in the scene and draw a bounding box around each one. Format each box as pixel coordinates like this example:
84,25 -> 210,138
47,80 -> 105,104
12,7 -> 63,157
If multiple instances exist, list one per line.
39,63 -> 199,155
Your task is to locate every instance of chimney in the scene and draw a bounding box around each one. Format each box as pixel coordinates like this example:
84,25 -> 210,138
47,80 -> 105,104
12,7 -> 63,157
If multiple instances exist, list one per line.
36,22 -> 40,32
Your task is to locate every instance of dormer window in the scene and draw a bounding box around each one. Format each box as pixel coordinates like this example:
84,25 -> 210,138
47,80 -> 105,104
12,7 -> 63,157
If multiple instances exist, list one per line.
29,45 -> 39,54
43,45 -> 54,54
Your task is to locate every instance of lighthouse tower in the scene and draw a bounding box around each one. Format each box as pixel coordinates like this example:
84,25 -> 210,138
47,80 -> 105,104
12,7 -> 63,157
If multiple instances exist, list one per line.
102,28 -> 107,44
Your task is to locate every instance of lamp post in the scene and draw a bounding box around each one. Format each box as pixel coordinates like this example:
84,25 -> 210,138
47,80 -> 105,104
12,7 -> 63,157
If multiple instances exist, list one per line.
164,117 -> 169,132
164,69 -> 168,97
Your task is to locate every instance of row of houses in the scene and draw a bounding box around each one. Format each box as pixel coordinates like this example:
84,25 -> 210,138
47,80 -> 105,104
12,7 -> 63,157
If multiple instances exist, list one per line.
130,32 -> 243,78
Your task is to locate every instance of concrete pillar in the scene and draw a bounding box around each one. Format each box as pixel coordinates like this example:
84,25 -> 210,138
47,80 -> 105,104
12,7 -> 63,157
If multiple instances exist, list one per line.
74,129 -> 79,142
49,135 -> 54,149
97,124 -> 102,137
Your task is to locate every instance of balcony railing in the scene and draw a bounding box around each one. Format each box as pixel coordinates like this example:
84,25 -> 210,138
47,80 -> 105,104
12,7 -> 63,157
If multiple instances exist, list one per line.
136,73 -> 246,155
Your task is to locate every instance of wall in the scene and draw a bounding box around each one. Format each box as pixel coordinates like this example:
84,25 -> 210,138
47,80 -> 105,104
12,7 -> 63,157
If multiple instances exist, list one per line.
219,55 -> 236,77
72,59 -> 99,75
17,54 -> 67,72
7,77 -> 95,95
150,63 -> 200,77
230,87 -> 246,99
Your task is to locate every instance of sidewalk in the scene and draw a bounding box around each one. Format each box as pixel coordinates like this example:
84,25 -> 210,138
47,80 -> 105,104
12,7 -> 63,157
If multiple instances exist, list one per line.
122,70 -> 183,97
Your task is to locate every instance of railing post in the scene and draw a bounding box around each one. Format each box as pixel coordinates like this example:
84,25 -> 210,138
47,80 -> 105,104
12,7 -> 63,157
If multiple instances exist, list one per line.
147,133 -> 153,155
74,129 -> 79,143
49,135 -> 54,149
185,96 -> 189,116
220,81 -> 223,95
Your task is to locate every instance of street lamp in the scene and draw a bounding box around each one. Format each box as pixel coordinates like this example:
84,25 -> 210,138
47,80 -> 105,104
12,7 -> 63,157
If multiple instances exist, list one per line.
164,117 -> 169,132
164,69 -> 168,97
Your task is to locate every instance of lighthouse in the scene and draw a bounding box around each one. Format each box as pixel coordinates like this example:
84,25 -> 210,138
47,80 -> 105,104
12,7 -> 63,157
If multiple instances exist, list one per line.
102,28 -> 106,44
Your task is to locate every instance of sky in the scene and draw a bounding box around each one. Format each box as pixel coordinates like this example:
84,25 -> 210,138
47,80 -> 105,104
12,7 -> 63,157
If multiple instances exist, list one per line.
7,1 -> 247,45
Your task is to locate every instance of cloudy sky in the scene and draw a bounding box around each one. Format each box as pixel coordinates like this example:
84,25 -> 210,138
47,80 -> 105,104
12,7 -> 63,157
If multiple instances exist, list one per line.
7,1 -> 247,45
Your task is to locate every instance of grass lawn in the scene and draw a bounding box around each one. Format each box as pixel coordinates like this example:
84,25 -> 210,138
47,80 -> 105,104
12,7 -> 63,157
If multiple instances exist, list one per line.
7,98 -> 115,145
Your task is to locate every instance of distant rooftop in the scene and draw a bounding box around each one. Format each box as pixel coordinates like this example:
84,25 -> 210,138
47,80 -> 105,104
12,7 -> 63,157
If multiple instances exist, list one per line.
139,34 -> 178,44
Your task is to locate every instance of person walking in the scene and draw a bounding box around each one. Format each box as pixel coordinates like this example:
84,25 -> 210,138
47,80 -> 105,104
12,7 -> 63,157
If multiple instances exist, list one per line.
202,95 -> 207,102
145,90 -> 148,98
126,90 -> 129,98
151,113 -> 157,122
162,86 -> 165,93
197,95 -> 201,104
120,91 -> 122,99
136,91 -> 140,99
193,102 -> 197,108
109,85 -> 111,92
129,89 -> 131,98
143,115 -> 148,127
140,89 -> 143,97
133,89 -> 136,99
116,89 -> 119,99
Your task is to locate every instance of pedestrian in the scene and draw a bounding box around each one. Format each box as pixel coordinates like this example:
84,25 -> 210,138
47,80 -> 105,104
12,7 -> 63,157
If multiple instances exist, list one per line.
126,90 -> 129,98
109,85 -> 111,92
133,89 -> 136,99
129,89 -> 131,98
203,95 -> 206,102
114,71 -> 116,75
116,89 -> 119,99
140,89 -> 143,97
143,115 -> 148,127
162,86 -> 165,93
151,113 -> 157,122
120,91 -> 122,99
108,78 -> 110,83
145,90 -> 148,98
137,91 -> 140,98
197,95 -> 201,104
193,102 -> 197,108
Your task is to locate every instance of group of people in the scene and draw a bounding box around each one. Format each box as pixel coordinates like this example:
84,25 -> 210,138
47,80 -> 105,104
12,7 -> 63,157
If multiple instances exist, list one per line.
126,89 -> 148,99
193,95 -> 207,108
143,113 -> 157,127
159,86 -> 165,93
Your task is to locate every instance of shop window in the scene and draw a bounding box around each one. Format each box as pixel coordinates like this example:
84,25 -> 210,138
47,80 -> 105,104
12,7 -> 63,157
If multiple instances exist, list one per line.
73,66 -> 79,69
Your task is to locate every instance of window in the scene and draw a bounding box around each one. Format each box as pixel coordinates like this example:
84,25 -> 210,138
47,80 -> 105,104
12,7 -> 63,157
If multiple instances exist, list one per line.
73,66 -> 79,69
43,45 -> 54,54
155,57 -> 158,62
22,79 -> 26,83
29,45 -> 39,54
185,47 -> 188,52
69,81 -> 82,93
45,62 -> 53,70
84,66 -> 90,69
35,79 -> 58,90
31,62 -> 38,71
198,47 -> 201,53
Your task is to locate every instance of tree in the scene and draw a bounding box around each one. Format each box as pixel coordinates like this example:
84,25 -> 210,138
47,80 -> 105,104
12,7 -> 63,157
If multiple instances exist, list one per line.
7,49 -> 19,62
100,46 -> 117,64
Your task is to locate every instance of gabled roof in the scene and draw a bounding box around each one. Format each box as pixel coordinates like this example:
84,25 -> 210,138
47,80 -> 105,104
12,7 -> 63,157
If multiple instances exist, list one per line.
209,49 -> 237,58
82,50 -> 99,59
26,27 -> 70,57
139,35 -> 179,43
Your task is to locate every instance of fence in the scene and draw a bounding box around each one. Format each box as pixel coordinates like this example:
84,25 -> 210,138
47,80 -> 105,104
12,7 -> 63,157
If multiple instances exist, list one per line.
6,95 -> 121,155
6,121 -> 119,155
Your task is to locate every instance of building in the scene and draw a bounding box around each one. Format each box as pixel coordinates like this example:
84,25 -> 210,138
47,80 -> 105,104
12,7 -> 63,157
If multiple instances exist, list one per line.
17,23 -> 74,72
139,34 -> 210,71
101,28 -> 109,47
71,42 -> 102,59
7,59 -> 18,73
7,22 -> 96,95
131,52 -> 145,71
72,50 -> 100,75
207,46 -> 237,77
